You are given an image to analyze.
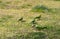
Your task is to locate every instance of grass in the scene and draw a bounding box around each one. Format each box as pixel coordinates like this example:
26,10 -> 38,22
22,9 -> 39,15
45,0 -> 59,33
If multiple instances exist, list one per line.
31,5 -> 52,13
24,32 -> 47,39
0,0 -> 60,39
20,4 -> 32,9
31,5 -> 59,13
0,0 -> 32,9
0,15 -> 13,22
54,0 -> 60,1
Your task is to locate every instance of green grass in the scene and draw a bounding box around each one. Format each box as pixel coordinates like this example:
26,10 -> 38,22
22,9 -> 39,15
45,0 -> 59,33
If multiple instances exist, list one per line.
31,5 -> 58,13
24,32 -> 47,39
0,15 -> 13,22
31,5 -> 50,13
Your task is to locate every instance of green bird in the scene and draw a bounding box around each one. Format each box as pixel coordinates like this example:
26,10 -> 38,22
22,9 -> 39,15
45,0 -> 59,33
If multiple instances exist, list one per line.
34,15 -> 41,21
18,17 -> 25,22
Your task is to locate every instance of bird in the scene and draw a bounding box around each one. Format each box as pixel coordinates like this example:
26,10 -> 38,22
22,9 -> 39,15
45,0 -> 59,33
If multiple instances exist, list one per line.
30,19 -> 37,27
18,17 -> 25,22
35,26 -> 48,31
31,19 -> 36,24
34,15 -> 41,21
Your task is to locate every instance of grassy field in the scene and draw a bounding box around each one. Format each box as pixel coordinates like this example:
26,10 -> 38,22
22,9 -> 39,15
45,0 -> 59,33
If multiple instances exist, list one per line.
0,0 -> 60,39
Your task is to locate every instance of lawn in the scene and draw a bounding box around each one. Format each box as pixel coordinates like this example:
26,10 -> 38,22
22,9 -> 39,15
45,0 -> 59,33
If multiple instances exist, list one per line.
0,0 -> 60,39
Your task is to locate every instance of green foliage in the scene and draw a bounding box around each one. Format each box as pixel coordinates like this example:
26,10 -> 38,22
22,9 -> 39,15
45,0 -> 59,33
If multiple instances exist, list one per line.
31,5 -> 57,13
34,25 -> 51,31
31,5 -> 50,12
